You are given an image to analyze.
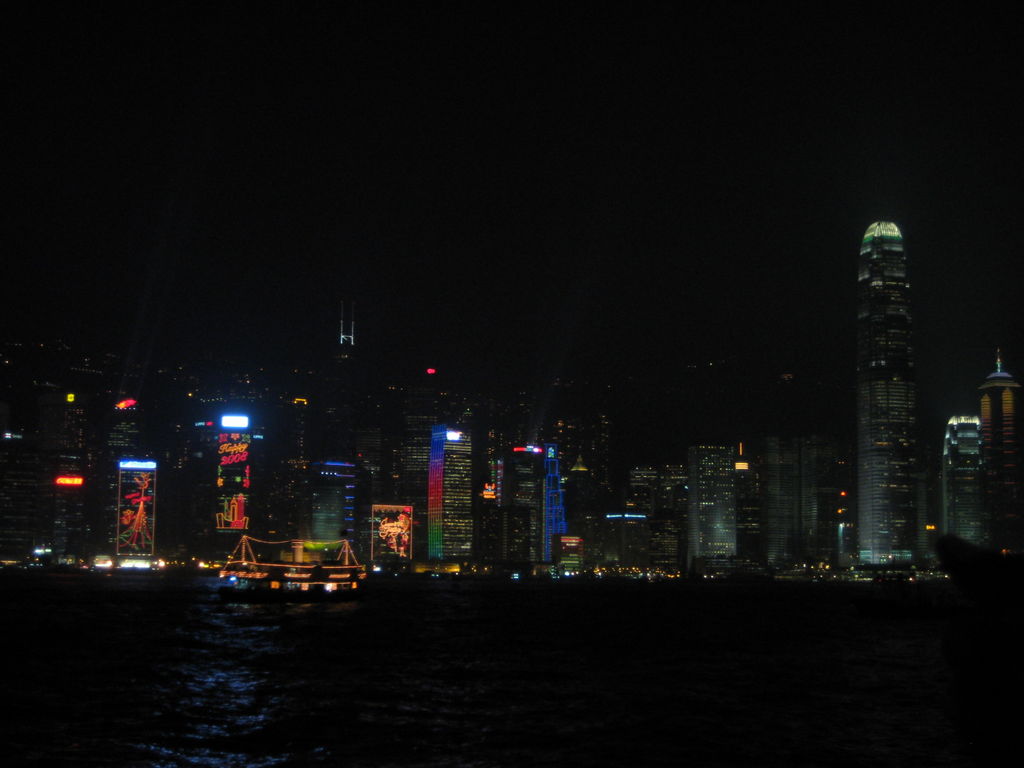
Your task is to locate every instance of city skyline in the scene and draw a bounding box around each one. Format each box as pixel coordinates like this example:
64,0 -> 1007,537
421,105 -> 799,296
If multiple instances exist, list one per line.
4,10 -> 1021,765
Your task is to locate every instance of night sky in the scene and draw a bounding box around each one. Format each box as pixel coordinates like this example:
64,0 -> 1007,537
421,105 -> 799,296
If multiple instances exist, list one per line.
6,3 -> 1023,448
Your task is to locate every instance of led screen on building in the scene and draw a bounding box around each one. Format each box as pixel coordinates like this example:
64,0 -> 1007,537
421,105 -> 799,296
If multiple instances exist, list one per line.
371,505 -> 413,559
215,429 -> 251,531
116,460 -> 156,556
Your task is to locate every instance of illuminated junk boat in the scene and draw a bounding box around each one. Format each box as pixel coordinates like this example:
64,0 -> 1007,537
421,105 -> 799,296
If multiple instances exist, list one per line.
219,536 -> 366,602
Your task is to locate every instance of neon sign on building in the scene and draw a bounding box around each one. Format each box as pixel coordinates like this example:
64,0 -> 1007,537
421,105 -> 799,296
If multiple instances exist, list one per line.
215,416 -> 253,532
371,505 -> 413,559
116,459 -> 156,556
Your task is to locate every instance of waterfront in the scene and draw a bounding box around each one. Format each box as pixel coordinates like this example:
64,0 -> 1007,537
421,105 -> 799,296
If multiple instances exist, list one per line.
4,573 -> 973,767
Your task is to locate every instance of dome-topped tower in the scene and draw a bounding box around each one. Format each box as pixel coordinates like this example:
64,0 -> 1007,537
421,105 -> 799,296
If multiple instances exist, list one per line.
979,350 -> 1022,551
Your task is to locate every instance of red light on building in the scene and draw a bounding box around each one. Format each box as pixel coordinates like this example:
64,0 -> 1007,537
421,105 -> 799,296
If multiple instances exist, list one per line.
426,368 -> 436,374
55,476 -> 84,486
114,399 -> 138,409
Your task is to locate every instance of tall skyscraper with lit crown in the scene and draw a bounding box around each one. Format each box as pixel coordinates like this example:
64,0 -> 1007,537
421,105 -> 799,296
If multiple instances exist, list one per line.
856,221 -> 917,564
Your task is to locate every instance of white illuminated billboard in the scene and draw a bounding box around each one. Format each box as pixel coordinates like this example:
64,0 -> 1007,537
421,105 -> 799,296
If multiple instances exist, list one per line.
220,415 -> 250,429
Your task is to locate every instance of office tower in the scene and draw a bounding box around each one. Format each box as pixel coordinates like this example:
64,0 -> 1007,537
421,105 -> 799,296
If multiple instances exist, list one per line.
603,513 -> 650,568
115,459 -> 157,558
496,445 -> 543,559
400,380 -> 440,559
37,390 -> 89,560
427,426 -> 473,561
542,444 -> 566,561
0,430 -> 39,562
564,455 -> 604,565
495,443 -> 565,562
475,501 -> 532,565
687,445 -> 736,571
734,447 -> 762,569
320,301 -> 358,458
761,436 -> 849,568
793,436 -> 848,565
307,461 -> 357,542
213,413 -> 266,535
97,398 -> 142,556
626,466 -> 658,516
763,437 -> 798,567
942,416 -> 985,545
648,506 -> 681,572
856,221 -> 917,564
979,353 -> 1022,550
370,505 -> 414,561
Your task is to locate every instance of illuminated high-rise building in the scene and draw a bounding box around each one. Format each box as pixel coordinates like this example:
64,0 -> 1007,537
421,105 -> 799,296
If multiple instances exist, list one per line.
942,416 -> 985,545
542,444 -> 566,561
115,459 -> 157,558
687,445 -> 736,571
308,461 -> 357,542
979,352 -> 1022,550
497,446 -> 544,560
856,221 -> 917,564
401,380 -> 440,559
495,443 -> 565,562
427,426 -> 473,561
213,414 -> 259,535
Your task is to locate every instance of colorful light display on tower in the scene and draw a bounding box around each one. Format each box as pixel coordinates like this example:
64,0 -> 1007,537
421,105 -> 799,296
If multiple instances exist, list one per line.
116,459 -> 156,556
543,444 -> 567,562
427,426 -> 473,560
215,414 -> 252,532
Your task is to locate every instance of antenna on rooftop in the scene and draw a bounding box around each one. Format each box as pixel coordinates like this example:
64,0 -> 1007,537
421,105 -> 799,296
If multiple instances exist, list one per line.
339,300 -> 355,346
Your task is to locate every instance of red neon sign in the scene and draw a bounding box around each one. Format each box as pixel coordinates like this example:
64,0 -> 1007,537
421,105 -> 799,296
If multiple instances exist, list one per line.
114,399 -> 138,410
55,476 -> 84,486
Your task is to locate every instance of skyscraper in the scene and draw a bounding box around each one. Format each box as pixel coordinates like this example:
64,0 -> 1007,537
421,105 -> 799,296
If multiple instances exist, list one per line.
941,416 -> 985,545
687,445 -> 736,572
427,426 -> 473,561
979,352 -> 1022,551
856,221 -> 917,564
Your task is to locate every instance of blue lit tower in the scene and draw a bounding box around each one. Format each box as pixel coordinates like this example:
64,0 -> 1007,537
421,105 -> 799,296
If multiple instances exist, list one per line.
856,222 -> 917,564
543,444 -> 566,561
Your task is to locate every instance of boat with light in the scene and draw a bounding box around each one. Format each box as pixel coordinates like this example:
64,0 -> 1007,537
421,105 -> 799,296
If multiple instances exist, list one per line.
218,536 -> 366,602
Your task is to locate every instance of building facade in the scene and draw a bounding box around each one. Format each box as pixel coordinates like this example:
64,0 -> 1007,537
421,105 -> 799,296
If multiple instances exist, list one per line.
979,353 -> 1022,551
687,445 -> 736,571
856,221 -> 917,564
941,416 -> 985,545
427,425 -> 473,561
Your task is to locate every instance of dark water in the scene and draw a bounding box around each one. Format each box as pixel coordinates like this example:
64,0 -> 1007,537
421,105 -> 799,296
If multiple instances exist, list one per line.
3,573 -> 975,767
